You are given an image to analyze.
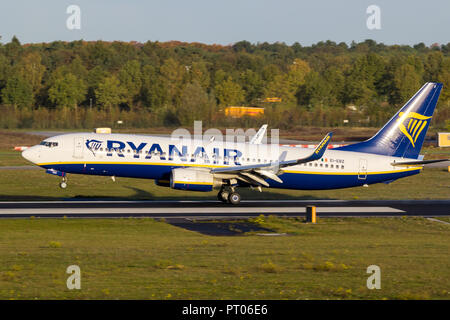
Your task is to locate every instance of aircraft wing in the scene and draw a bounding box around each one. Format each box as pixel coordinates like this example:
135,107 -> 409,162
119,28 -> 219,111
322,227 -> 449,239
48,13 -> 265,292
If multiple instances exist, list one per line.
278,132 -> 332,168
211,132 -> 333,187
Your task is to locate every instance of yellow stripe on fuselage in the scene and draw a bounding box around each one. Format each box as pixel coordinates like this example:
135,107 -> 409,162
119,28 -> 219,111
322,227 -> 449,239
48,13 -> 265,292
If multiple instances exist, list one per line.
37,161 -> 225,168
37,161 -> 422,176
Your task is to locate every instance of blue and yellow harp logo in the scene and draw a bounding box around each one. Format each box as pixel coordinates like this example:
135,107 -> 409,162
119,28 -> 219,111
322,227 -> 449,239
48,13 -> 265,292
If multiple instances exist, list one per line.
396,112 -> 431,148
85,139 -> 103,156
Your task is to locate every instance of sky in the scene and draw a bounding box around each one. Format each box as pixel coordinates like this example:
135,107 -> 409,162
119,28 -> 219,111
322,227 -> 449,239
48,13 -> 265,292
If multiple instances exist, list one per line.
0,0 -> 449,46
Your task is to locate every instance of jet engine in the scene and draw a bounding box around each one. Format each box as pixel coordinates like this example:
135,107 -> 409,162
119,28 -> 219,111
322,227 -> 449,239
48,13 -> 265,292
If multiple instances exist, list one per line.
170,168 -> 221,192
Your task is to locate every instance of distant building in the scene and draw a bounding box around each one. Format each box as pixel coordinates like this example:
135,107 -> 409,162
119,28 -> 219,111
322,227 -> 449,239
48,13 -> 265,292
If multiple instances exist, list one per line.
264,97 -> 282,103
224,106 -> 265,118
94,127 -> 112,134
438,132 -> 450,147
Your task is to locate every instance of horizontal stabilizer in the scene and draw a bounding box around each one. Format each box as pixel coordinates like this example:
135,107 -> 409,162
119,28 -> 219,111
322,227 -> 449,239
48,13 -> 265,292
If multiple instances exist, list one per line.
391,159 -> 449,166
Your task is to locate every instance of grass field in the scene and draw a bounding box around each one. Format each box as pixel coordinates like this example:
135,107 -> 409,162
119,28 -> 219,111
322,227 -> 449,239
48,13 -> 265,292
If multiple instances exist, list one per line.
0,216 -> 448,300
0,151 -> 31,167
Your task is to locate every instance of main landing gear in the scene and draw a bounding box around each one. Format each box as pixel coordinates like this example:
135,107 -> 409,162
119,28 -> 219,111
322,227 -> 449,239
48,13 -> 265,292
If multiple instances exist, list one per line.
218,187 -> 241,205
59,176 -> 68,189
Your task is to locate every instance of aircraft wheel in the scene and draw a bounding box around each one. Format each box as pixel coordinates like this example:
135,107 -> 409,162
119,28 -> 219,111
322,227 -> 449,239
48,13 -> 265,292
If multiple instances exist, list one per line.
59,181 -> 67,189
228,192 -> 241,205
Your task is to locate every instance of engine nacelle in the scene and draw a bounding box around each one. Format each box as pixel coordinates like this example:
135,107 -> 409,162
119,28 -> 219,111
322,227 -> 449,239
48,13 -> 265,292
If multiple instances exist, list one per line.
154,179 -> 170,187
170,168 -> 220,192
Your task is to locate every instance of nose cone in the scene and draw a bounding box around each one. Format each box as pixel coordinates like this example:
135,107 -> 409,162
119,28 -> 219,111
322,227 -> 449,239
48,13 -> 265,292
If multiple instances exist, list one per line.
22,146 -> 40,164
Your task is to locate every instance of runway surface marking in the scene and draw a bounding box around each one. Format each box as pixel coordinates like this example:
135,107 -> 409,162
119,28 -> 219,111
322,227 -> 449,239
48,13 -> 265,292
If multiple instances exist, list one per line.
0,206 -> 405,215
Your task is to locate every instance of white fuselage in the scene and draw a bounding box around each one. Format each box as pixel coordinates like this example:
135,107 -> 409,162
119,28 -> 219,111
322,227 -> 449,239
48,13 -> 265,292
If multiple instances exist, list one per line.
22,132 -> 422,190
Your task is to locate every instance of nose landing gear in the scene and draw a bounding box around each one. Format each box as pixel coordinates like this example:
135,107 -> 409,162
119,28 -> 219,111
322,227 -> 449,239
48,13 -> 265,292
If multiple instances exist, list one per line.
45,169 -> 67,189
59,176 -> 68,189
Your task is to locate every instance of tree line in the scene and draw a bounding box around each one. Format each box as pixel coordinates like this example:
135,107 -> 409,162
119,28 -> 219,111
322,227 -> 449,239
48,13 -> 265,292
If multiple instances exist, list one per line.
0,37 -> 449,130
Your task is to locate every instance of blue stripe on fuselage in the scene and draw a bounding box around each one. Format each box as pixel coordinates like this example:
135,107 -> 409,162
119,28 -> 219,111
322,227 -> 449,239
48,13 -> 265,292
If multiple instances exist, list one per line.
40,163 -> 421,190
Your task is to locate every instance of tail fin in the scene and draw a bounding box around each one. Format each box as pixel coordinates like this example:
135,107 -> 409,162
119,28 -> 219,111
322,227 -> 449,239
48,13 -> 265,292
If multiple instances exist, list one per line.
336,82 -> 443,159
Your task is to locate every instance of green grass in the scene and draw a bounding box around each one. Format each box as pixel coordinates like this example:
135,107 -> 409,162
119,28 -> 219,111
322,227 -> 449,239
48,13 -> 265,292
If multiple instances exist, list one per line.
0,217 -> 448,300
0,166 -> 448,201
0,151 -> 30,166
422,146 -> 450,160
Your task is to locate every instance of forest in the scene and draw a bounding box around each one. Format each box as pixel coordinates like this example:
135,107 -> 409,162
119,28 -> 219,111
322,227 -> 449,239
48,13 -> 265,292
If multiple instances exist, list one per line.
0,36 -> 449,130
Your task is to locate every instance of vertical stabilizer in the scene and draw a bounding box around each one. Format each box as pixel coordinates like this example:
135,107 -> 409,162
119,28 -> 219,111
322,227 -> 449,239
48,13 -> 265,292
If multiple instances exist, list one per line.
335,82 -> 443,159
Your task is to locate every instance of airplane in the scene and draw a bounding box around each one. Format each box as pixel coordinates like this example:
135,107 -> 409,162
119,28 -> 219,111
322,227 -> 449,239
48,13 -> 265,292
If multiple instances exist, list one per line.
22,82 -> 448,205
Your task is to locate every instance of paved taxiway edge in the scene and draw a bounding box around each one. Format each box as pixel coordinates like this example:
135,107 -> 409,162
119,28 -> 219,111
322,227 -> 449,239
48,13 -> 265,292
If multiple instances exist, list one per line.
0,200 -> 448,219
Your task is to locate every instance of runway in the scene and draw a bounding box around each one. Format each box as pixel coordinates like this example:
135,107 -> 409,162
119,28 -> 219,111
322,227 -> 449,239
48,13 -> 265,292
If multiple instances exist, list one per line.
0,200 -> 448,220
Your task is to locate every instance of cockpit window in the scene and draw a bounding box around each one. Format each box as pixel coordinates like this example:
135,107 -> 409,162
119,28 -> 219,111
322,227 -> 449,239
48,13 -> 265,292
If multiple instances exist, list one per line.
40,141 -> 58,147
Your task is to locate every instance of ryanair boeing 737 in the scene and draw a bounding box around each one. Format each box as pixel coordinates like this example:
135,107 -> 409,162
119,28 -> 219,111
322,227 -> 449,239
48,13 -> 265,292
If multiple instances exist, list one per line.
22,82 -> 448,204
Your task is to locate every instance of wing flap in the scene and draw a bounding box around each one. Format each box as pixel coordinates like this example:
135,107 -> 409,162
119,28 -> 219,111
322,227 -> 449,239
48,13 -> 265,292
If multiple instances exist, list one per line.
255,169 -> 283,183
239,172 -> 270,187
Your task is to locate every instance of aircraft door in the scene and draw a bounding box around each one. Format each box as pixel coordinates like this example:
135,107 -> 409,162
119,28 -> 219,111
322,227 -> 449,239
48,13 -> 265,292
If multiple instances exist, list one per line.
358,159 -> 367,180
73,137 -> 84,159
